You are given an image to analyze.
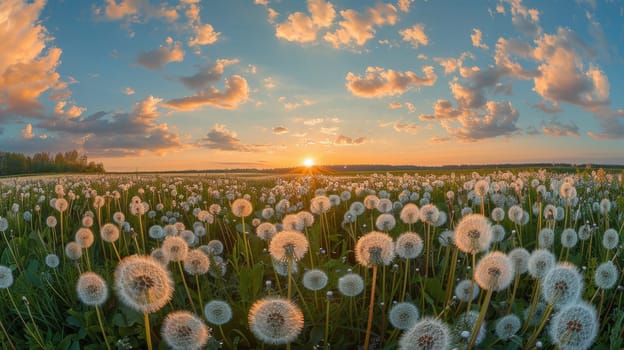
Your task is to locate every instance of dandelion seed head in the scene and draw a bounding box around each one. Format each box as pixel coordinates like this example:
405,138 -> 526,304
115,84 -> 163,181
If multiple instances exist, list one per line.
542,263 -> 583,308
114,255 -> 173,313
538,228 -> 554,249
302,269 -> 328,291
355,231 -> 395,267
65,241 -> 83,260
162,235 -> 189,262
400,203 -> 420,224
594,261 -> 618,290
419,204 -> 440,225
549,301 -> 598,350
602,228 -> 619,250
161,311 -> 211,350
207,240 -> 224,255
453,311 -> 486,345
269,230 -> 309,262
76,271 -> 108,306
389,302 -> 419,330
508,248 -> 530,275
338,273 -> 364,297
495,314 -> 521,340
148,225 -> 165,240
375,213 -> 397,231
46,216 -> 57,228
454,279 -> 479,302
282,214 -> 304,232
231,198 -> 253,218
395,232 -> 424,259
398,317 -> 450,350
0,265 -> 14,289
474,251 -> 514,292
101,223 -> 120,243
75,228 -> 94,248
248,297 -> 304,345
454,214 -> 493,254
491,207 -> 505,222
204,300 -> 233,325
183,249 -> 210,275
45,253 -> 60,268
150,248 -> 170,266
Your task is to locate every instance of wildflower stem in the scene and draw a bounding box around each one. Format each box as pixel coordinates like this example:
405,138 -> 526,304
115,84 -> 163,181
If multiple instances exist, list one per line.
0,318 -> 16,350
144,312 -> 152,350
177,261 -> 197,313
95,306 -> 111,350
324,296 -> 330,347
506,273 -> 520,314
401,258 -> 409,301
523,302 -> 554,350
467,288 -> 492,349
522,281 -> 541,332
364,264 -> 378,350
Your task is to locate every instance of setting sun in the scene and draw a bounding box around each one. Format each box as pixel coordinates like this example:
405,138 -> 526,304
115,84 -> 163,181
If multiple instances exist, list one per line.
303,158 -> 314,167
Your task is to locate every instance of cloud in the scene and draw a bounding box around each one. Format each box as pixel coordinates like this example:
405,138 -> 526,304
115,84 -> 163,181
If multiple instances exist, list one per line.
136,38 -> 185,70
346,66 -> 437,98
399,24 -> 428,48
275,0 -> 335,43
430,135 -> 451,143
393,121 -> 419,133
39,96 -> 184,156
179,59 -> 239,90
0,0 -> 66,120
101,0 -> 178,22
441,101 -> 520,141
188,24 -> 220,47
587,108 -> 624,140
272,126 -> 289,134
21,123 -> 35,139
501,0 -> 541,37
324,3 -> 398,48
284,99 -> 313,110
532,28 -> 610,109
123,87 -> 136,95
405,102 -> 415,113
525,125 -> 540,135
471,28 -> 488,49
295,117 -> 340,125
434,52 -> 473,74
54,101 -> 86,118
541,118 -> 580,137
419,99 -> 462,120
389,102 -> 402,109
321,126 -> 339,135
163,75 -> 249,110
533,102 -> 562,114
335,134 -> 366,145
397,0 -> 414,13
199,124 -> 258,151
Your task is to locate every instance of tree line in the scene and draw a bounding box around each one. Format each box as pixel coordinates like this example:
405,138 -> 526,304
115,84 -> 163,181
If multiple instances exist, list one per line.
0,150 -> 105,175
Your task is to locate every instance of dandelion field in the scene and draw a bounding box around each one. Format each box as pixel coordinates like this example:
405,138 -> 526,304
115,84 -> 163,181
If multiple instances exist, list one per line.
0,168 -> 623,349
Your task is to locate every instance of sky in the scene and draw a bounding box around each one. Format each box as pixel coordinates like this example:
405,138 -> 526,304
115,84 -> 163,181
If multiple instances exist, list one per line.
1,0 -> 624,171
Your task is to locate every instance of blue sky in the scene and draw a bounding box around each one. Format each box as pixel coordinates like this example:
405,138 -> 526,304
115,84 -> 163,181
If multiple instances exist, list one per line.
1,0 -> 623,171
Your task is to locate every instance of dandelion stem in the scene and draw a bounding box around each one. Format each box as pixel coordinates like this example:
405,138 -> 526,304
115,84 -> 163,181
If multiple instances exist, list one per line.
467,288 -> 492,349
95,306 -> 111,350
0,318 -> 16,350
177,261 -> 197,313
144,312 -> 152,350
324,296 -> 330,347
364,264 -> 378,350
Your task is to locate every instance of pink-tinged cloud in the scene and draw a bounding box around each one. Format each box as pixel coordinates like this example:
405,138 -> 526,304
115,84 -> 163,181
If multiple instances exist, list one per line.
393,122 -> 419,133
533,102 -> 562,114
532,28 -> 610,109
541,119 -> 580,137
419,99 -> 462,120
199,124 -> 259,151
429,135 -> 451,143
21,123 -> 35,139
163,75 -> 249,110
400,24 -> 428,48
442,101 -> 520,141
0,0 -> 66,119
272,126 -> 289,134
335,134 -> 366,145
389,102 -> 402,109
275,0 -> 335,43
471,28 -> 488,49
136,38 -> 185,70
324,3 -> 398,48
502,0 -> 541,37
123,87 -> 136,95
179,59 -> 239,90
346,66 -> 437,98
39,96 -> 184,156
397,0 -> 414,13
54,101 -> 86,118
103,0 -> 178,22
434,52 -> 473,75
189,23 -> 220,47
276,13 -> 317,42
587,108 -> 624,140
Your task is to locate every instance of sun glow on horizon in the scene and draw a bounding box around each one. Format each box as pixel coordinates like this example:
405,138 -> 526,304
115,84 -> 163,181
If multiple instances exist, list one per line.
303,158 -> 314,167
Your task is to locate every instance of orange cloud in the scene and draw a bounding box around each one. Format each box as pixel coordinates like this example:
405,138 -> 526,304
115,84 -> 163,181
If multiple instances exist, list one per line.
136,38 -> 185,70
189,23 -> 220,47
400,24 -> 428,48
324,3 -> 398,48
163,75 -> 249,111
0,0 -> 66,119
275,0 -> 335,43
346,66 -> 437,98
471,28 -> 488,49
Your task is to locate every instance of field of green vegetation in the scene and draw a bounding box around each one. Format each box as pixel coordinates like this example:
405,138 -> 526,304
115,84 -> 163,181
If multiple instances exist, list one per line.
0,167 -> 623,349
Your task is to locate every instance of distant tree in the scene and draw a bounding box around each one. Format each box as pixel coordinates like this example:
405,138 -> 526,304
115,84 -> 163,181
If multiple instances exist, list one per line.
0,150 -> 105,175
